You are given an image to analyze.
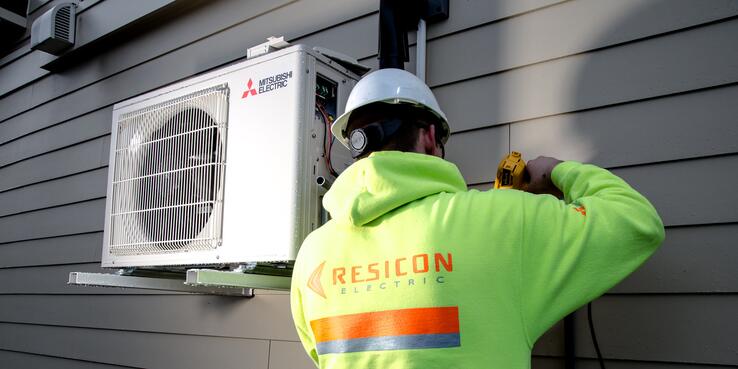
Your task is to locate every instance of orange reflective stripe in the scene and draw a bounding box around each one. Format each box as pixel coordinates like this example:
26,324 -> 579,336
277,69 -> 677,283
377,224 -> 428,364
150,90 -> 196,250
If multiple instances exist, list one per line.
310,306 -> 459,343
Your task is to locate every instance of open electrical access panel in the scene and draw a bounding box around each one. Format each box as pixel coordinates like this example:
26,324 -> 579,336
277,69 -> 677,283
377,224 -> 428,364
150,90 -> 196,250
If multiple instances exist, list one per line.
69,41 -> 366,296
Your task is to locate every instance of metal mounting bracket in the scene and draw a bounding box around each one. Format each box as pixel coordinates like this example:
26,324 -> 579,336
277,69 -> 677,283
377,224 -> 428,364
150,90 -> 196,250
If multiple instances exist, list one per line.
185,269 -> 291,291
68,266 -> 292,295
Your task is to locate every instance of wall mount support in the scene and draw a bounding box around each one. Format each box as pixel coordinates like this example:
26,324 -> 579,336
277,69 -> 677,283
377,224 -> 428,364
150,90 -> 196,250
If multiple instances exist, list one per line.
185,269 -> 292,291
67,267 -> 294,297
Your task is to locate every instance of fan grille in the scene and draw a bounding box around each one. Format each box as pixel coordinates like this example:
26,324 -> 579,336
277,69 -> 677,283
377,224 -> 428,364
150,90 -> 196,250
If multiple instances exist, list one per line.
109,85 -> 229,256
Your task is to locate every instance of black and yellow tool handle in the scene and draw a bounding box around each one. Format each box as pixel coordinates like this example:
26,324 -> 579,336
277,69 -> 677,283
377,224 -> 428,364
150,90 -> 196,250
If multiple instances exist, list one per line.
494,151 -> 526,190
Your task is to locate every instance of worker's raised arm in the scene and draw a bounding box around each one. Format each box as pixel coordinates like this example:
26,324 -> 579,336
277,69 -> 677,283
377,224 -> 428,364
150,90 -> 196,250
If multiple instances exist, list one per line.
518,160 -> 665,345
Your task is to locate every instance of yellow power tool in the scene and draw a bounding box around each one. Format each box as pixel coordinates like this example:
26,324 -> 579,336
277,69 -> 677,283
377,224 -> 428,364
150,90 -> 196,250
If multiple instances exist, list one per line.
494,151 -> 526,190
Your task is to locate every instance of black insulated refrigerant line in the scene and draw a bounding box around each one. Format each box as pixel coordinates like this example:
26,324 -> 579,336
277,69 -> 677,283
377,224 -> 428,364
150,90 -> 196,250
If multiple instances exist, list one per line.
565,313 -> 576,369
378,0 -> 448,70
378,0 -> 415,69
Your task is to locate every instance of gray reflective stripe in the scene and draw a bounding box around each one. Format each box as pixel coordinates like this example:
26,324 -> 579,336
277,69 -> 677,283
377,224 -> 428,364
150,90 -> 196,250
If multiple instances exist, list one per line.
316,333 -> 461,355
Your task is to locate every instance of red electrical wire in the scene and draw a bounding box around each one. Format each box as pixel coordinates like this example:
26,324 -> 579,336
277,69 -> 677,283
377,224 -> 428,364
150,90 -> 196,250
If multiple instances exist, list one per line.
316,103 -> 338,177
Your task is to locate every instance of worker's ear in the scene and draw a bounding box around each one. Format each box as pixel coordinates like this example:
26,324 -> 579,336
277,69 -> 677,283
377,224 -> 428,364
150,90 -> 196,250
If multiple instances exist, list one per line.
417,124 -> 442,158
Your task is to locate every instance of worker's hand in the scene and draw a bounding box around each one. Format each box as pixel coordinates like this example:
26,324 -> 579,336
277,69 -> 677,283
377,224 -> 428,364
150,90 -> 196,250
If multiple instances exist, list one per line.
523,156 -> 564,199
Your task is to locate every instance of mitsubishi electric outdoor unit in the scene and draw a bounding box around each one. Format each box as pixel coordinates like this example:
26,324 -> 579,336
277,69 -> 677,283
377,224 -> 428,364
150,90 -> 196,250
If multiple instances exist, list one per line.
101,44 -> 360,277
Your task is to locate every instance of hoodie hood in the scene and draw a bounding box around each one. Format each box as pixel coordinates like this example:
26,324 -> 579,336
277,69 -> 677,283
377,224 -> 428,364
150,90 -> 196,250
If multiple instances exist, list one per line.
323,151 -> 467,226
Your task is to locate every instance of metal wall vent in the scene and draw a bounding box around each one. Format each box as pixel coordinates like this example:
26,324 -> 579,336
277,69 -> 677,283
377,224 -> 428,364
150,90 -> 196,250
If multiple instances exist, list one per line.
53,5 -> 72,39
109,85 -> 229,256
30,3 -> 76,55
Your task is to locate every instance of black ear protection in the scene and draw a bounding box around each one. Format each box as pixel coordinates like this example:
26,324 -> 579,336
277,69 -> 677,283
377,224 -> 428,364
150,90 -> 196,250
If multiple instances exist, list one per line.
348,119 -> 402,158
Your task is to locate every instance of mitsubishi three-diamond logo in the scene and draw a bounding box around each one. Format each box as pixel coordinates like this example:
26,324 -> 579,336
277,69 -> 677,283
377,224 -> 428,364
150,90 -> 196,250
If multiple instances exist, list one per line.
242,78 -> 257,99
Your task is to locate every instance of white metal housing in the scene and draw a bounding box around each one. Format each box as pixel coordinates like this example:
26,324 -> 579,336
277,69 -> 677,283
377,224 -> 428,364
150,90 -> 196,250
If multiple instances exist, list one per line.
103,45 -> 358,269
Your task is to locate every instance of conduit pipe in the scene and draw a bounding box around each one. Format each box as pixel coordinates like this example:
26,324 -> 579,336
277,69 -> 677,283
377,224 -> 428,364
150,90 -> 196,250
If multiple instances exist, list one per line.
416,18 -> 427,81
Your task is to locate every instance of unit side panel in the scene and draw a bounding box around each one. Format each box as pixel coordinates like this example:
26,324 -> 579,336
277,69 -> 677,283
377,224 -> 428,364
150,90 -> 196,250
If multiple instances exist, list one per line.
219,51 -> 307,263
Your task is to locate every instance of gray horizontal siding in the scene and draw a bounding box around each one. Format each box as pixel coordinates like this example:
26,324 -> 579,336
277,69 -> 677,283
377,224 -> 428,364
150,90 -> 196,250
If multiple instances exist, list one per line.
464,155 -> 738,227
0,349 -> 138,369
0,199 -> 104,244
0,322 -> 270,369
0,107 -> 111,168
426,0 -> 566,39
613,224 -> 738,294
446,124 -> 510,184
437,17 -> 738,132
531,295 -> 738,365
0,51 -> 54,97
269,341 -> 315,369
0,136 -> 109,192
532,357 -> 738,369
570,295 -> 738,366
295,0 -> 738,88
454,81 -> 738,182
509,84 -> 738,169
296,0 -> 568,67
615,155 -> 738,227
0,167 -> 107,217
0,233 -> 102,268
426,0 -> 738,87
0,294 -> 297,341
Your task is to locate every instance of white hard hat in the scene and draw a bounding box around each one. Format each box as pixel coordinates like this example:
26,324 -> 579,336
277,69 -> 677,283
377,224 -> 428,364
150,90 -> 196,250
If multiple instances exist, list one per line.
331,68 -> 450,148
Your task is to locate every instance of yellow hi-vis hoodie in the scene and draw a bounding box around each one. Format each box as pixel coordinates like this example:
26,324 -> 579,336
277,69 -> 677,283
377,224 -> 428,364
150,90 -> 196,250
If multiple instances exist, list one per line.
290,151 -> 665,369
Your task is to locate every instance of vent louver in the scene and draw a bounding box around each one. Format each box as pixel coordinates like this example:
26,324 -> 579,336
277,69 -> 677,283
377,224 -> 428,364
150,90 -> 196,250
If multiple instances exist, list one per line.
30,3 -> 76,55
109,85 -> 229,256
54,6 -> 71,40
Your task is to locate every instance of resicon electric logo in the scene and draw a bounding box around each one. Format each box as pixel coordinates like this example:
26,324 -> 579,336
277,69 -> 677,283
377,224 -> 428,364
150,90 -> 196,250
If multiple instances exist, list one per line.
307,252 -> 454,299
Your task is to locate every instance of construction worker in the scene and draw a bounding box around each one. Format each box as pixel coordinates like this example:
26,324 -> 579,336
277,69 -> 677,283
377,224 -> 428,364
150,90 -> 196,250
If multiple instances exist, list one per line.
290,68 -> 665,368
